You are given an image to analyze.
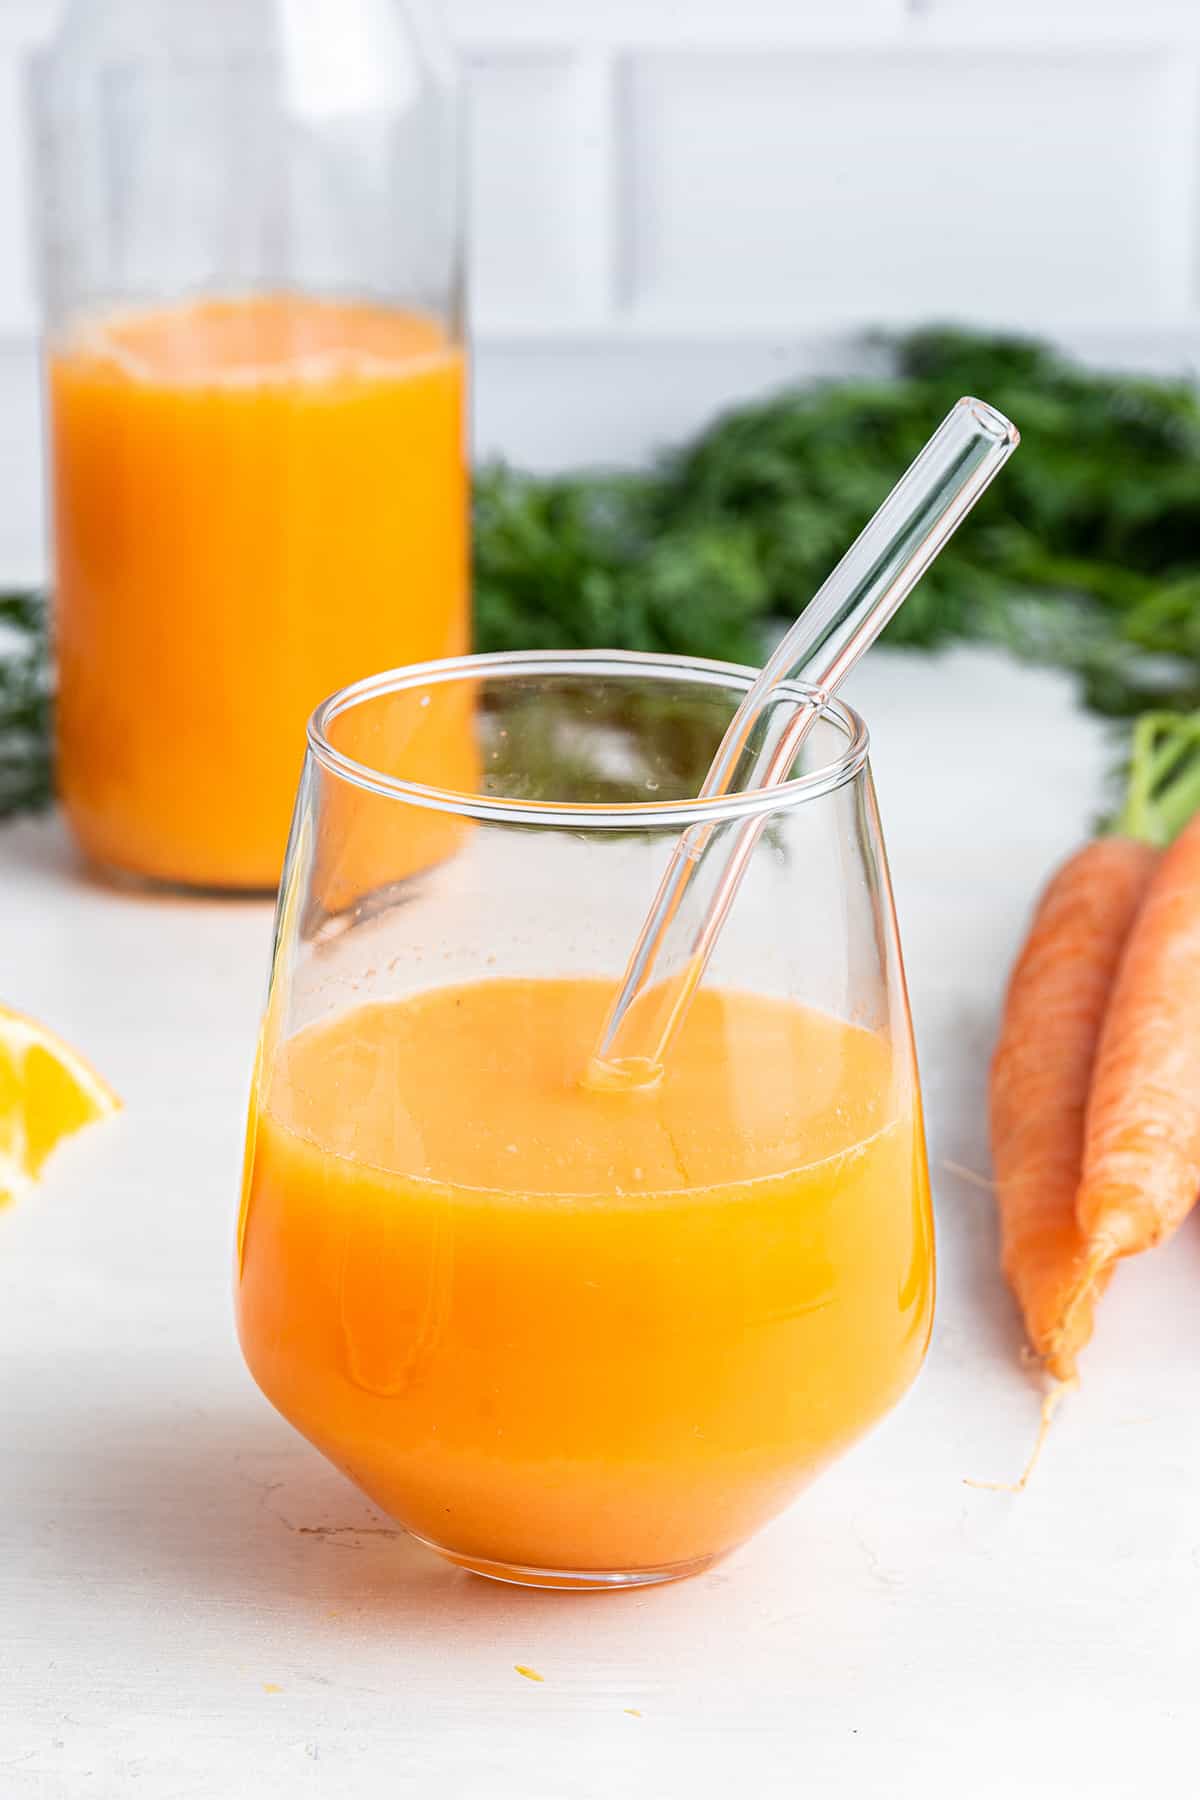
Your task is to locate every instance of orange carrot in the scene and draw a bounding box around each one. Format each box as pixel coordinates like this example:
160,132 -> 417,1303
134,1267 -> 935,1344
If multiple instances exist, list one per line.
990,836 -> 1159,1379
1077,810 -> 1200,1263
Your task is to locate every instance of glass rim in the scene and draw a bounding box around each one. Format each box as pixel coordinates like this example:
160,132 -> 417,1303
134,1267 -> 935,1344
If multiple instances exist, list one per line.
307,650 -> 871,829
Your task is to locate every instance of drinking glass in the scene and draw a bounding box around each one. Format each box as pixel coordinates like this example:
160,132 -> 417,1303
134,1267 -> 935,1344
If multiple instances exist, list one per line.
236,651 -> 934,1589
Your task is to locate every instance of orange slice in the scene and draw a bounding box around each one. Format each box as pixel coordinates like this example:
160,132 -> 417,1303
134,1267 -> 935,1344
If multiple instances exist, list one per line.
0,1005 -> 121,1206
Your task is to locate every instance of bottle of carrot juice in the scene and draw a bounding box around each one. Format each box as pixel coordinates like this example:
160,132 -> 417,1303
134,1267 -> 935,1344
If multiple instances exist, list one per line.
35,0 -> 466,891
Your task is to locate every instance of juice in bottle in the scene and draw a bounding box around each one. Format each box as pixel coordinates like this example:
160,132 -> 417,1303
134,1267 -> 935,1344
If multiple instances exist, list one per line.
237,975 -> 934,1582
49,295 -> 469,891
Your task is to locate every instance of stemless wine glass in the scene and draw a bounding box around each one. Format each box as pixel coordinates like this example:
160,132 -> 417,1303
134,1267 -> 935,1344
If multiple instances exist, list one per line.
236,651 -> 935,1590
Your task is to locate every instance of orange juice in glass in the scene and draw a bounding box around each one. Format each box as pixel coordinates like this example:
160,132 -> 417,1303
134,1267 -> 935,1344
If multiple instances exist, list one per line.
236,654 -> 935,1588
48,297 -> 468,891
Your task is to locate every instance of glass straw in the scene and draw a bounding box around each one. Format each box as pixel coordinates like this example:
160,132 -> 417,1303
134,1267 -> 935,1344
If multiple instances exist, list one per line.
590,396 -> 1020,1085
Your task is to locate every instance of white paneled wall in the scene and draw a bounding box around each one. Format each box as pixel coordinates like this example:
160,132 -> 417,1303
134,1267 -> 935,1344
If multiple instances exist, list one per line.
468,50 -> 615,326
2,0 -> 1200,578
626,50 -> 1187,325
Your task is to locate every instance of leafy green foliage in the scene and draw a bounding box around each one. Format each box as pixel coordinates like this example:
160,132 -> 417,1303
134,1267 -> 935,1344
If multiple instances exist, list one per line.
477,325 -> 1200,715
9,324 -> 1200,818
0,591 -> 51,820
473,468 -> 770,665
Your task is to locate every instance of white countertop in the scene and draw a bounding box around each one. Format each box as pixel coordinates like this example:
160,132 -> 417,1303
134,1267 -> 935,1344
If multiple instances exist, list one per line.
2,648 -> 1197,1800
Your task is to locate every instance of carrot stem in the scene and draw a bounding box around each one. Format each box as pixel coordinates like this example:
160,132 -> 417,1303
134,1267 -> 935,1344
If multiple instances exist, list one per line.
1112,710 -> 1200,847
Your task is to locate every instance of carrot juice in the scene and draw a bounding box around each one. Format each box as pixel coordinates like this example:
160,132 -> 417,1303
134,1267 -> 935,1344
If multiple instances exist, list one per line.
237,976 -> 934,1582
49,295 -> 468,891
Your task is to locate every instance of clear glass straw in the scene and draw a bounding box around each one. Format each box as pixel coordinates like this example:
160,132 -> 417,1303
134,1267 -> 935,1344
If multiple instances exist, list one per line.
590,396 -> 1020,1084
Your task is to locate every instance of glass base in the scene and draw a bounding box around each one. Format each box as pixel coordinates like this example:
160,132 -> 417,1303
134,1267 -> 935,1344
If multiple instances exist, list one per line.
92,858 -> 277,901
410,1532 -> 723,1591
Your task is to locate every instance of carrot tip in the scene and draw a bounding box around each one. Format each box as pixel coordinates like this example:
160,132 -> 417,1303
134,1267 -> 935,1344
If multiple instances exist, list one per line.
1039,1244 -> 1115,1382
964,1381 -> 1071,1495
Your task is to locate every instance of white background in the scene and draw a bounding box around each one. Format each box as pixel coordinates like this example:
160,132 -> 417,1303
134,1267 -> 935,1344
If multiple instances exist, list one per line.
2,0 -> 1200,576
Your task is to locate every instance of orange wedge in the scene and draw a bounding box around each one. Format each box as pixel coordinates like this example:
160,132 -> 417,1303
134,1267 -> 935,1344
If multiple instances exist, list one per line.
0,1004 -> 121,1206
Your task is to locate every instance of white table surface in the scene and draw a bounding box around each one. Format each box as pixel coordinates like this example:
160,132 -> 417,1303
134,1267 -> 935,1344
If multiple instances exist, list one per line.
2,647 -> 1197,1800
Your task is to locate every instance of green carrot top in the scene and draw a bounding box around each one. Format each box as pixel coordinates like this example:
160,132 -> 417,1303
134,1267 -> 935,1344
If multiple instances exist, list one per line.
1112,711 -> 1200,847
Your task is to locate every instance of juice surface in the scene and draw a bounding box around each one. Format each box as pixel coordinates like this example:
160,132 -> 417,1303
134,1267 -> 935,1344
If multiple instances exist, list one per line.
50,295 -> 468,890
238,977 -> 934,1576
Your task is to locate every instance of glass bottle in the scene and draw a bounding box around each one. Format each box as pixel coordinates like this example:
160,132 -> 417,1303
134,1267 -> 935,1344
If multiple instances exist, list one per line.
33,0 -> 466,892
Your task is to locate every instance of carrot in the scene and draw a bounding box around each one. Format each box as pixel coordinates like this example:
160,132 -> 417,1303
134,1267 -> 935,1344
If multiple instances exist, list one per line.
991,711 -> 1200,1380
990,835 -> 1159,1379
1077,808 -> 1200,1262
